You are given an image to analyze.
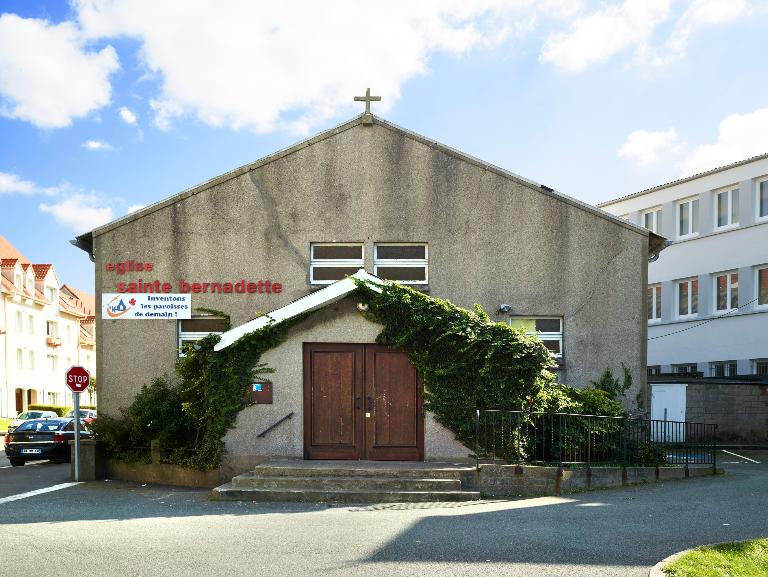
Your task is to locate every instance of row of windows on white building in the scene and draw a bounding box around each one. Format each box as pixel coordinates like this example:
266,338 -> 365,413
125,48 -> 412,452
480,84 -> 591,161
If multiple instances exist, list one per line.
626,178 -> 768,238
647,265 -> 768,321
13,349 -> 92,372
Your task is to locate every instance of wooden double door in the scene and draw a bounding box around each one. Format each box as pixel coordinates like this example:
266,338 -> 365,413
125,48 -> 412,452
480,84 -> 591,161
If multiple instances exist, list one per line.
303,343 -> 423,460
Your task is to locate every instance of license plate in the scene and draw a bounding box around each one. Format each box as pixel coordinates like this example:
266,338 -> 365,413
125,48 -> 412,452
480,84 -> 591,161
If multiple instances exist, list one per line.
21,448 -> 42,454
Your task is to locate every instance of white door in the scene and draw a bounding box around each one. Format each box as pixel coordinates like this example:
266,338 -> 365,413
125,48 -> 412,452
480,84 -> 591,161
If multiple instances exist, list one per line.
650,384 -> 687,442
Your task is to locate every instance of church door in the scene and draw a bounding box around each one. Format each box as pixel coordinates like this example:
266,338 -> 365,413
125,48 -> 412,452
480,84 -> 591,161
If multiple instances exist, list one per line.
303,343 -> 423,460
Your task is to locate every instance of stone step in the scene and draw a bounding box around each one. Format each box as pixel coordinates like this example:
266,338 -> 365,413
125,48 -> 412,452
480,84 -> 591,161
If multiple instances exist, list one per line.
252,464 -> 472,480
211,483 -> 482,503
231,472 -> 463,492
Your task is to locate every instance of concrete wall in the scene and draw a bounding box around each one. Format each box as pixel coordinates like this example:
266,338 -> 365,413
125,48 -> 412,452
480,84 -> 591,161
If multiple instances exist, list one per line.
686,383 -> 768,442
92,117 -> 650,459
461,464 -> 716,498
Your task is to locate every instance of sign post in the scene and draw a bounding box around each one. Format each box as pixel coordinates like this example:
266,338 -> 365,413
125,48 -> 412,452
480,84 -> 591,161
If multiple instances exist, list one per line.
65,366 -> 91,482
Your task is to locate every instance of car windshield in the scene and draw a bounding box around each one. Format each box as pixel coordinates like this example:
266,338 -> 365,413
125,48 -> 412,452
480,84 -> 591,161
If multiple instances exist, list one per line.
16,420 -> 65,432
17,411 -> 44,419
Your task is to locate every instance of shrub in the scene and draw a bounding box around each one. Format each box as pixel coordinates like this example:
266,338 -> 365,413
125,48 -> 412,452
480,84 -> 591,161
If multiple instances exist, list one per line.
28,404 -> 69,417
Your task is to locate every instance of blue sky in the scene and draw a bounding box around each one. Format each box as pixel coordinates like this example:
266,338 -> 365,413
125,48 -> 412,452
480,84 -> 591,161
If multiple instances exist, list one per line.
1,0 -> 767,290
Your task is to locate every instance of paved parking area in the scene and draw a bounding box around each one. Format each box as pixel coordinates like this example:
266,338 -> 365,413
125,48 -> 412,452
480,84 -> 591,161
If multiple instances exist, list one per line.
0,451 -> 766,577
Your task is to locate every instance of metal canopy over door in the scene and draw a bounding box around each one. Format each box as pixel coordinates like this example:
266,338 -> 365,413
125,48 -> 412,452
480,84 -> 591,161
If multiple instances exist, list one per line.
303,343 -> 423,460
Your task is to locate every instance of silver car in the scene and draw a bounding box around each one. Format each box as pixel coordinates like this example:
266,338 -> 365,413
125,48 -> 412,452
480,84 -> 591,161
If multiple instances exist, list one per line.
7,410 -> 59,433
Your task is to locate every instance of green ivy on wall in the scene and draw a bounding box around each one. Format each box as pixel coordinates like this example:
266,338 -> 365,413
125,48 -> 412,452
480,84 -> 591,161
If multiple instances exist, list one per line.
352,279 -> 565,447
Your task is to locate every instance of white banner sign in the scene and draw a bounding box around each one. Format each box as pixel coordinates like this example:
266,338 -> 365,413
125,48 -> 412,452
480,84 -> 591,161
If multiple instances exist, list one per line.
102,293 -> 192,319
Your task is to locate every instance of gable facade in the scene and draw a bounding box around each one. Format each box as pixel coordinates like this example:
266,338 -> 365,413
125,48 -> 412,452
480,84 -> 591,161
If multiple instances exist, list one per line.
83,115 -> 652,467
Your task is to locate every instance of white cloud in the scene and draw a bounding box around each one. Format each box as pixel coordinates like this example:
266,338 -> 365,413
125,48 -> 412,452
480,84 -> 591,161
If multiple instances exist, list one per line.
119,106 -> 137,124
617,107 -> 768,177
82,139 -> 113,150
618,128 -> 685,166
681,108 -> 768,176
540,0 -> 672,72
0,14 -> 119,128
39,193 -> 114,232
0,172 -> 38,195
541,0 -> 750,72
126,204 -> 146,213
73,0 -> 573,133
644,0 -> 749,66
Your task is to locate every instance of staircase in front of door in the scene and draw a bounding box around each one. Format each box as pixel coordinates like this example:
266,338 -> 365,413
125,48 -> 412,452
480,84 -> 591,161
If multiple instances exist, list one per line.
212,460 -> 481,503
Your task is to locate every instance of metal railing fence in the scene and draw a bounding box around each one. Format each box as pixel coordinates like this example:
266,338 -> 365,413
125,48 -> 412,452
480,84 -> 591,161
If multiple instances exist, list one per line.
475,410 -> 717,471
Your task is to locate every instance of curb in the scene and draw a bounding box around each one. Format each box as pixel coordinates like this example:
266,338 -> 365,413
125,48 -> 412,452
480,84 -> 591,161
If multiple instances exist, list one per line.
649,550 -> 688,577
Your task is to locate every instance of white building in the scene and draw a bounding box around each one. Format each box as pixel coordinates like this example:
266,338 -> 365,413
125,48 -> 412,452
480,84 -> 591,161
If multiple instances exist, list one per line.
0,235 -> 96,417
601,154 -> 768,379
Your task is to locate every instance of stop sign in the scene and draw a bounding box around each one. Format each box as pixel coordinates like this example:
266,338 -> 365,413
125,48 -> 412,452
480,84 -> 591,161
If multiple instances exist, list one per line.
66,366 -> 91,393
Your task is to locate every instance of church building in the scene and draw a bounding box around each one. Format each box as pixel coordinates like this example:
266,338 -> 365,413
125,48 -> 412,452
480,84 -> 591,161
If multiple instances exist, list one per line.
74,101 -> 662,471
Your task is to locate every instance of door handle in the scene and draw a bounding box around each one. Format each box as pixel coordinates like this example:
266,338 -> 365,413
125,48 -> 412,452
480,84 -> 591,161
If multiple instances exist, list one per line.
355,397 -> 361,410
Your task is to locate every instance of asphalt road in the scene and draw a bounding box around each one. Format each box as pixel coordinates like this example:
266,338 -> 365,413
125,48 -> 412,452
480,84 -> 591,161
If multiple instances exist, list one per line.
0,451 -> 766,577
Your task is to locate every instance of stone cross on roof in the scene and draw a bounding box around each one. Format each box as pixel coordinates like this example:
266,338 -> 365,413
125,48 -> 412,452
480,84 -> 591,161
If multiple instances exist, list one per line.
354,87 -> 381,125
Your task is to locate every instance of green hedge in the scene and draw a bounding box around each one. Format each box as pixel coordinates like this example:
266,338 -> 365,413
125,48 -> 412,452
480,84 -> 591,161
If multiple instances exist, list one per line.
28,404 -> 68,416
28,404 -> 96,416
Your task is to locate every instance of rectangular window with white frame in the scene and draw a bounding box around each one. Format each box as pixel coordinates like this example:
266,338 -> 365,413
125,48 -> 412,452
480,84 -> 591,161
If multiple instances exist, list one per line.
509,317 -> 563,361
642,208 -> 663,234
178,316 -> 229,357
714,271 -> 738,313
677,197 -> 699,238
757,177 -> 768,221
27,314 -> 33,335
16,311 -> 22,333
47,354 -> 57,372
28,350 -> 34,370
309,243 -> 364,284
757,265 -> 768,308
373,243 -> 428,284
676,277 -> 698,317
715,186 -> 739,228
647,365 -> 661,376
672,363 -> 697,375
710,360 -> 737,378
754,359 -> 768,376
647,284 -> 661,321
16,348 -> 23,370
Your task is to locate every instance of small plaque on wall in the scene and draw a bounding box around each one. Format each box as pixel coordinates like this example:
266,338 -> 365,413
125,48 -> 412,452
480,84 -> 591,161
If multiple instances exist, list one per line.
251,381 -> 273,404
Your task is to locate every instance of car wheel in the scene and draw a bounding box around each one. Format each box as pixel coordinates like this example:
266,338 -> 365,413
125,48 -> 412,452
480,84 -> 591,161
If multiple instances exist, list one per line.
9,459 -> 24,467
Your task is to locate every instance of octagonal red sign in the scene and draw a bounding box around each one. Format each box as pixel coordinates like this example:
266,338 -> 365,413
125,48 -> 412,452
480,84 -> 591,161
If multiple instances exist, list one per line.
66,366 -> 91,393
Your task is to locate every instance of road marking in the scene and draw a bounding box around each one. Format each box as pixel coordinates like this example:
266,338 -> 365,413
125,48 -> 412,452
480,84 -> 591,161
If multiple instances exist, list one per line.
721,449 -> 761,464
0,460 -> 48,469
0,482 -> 81,505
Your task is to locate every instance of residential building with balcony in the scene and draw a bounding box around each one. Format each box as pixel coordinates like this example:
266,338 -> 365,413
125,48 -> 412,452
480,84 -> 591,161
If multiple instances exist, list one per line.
0,235 -> 96,418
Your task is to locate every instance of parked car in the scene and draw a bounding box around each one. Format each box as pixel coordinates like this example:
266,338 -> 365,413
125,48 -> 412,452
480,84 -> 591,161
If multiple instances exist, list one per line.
3,418 -> 92,466
64,409 -> 97,424
7,410 -> 58,433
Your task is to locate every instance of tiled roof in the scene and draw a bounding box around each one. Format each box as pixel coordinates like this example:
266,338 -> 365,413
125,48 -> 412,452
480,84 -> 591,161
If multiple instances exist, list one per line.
1,258 -> 19,268
20,263 -> 30,271
0,234 -> 30,263
32,263 -> 53,280
60,284 -> 96,316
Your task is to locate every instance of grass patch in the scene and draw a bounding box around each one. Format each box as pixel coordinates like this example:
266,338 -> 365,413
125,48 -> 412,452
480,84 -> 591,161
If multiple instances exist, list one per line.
0,418 -> 11,432
663,539 -> 768,577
